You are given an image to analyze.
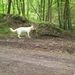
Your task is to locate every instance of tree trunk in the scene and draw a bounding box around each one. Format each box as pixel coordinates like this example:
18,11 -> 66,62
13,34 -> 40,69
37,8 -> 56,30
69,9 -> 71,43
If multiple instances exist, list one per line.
57,0 -> 62,28
22,0 -> 25,16
42,0 -> 45,21
12,0 -> 15,14
7,0 -> 12,14
66,0 -> 72,30
16,0 -> 20,15
46,0 -> 52,23
27,0 -> 29,18
63,0 -> 72,30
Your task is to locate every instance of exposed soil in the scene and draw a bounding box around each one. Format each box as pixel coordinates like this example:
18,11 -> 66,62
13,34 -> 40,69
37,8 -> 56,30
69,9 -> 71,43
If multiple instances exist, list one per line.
0,37 -> 75,54
0,37 -> 75,75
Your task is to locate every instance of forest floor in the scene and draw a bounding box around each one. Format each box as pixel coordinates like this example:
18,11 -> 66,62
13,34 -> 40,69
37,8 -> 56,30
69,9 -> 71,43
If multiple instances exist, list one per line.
0,37 -> 75,75
0,14 -> 75,75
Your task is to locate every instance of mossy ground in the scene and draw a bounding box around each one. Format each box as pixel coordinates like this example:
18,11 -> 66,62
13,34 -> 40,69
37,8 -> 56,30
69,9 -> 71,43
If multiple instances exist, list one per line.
0,14 -> 74,40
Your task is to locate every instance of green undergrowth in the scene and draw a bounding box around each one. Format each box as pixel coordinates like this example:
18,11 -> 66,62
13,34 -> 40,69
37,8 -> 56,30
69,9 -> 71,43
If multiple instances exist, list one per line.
0,14 -> 74,39
0,14 -> 31,38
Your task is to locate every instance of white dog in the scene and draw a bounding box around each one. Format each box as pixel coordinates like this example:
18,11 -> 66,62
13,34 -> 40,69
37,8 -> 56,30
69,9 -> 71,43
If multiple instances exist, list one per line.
10,25 -> 36,38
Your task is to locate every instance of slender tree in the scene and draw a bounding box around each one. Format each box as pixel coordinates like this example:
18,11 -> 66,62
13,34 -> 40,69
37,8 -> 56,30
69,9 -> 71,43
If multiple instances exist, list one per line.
57,0 -> 62,28
63,0 -> 72,30
7,0 -> 12,14
67,0 -> 72,30
29,0 -> 41,20
12,0 -> 15,14
16,0 -> 20,15
42,0 -> 45,21
27,0 -> 29,18
22,0 -> 25,16
46,0 -> 52,23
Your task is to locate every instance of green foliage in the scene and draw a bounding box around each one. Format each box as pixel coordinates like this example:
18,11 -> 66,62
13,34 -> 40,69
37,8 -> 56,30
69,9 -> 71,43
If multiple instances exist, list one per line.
0,25 -> 10,37
0,14 -> 31,37
0,14 -> 74,39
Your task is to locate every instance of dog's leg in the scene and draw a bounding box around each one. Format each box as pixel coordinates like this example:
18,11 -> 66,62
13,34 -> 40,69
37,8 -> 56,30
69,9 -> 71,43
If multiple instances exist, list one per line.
18,34 -> 21,38
17,32 -> 21,38
27,32 -> 31,38
25,32 -> 28,37
18,35 -> 21,38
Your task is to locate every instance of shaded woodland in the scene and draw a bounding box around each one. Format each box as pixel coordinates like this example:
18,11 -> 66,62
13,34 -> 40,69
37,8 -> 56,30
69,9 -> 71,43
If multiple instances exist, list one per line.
0,0 -> 75,30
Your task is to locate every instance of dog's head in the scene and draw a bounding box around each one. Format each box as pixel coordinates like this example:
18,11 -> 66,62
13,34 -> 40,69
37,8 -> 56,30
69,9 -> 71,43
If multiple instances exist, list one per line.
31,24 -> 36,32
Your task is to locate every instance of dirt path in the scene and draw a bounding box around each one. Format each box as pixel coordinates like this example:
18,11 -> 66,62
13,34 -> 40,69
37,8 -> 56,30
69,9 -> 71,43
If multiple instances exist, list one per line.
0,37 -> 75,75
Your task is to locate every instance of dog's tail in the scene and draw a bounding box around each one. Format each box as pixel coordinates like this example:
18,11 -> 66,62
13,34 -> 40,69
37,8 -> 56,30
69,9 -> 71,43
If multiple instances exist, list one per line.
10,28 -> 16,32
